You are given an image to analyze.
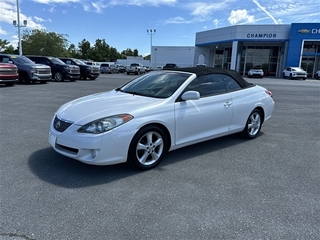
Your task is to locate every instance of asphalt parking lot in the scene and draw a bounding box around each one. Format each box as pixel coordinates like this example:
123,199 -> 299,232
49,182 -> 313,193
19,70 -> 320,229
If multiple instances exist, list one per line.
0,73 -> 319,240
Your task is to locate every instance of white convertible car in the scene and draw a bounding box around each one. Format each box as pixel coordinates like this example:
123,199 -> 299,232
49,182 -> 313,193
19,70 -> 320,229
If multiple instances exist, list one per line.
49,67 -> 274,170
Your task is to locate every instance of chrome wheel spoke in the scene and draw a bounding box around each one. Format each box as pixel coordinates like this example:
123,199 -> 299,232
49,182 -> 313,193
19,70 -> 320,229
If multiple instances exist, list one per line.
136,131 -> 164,166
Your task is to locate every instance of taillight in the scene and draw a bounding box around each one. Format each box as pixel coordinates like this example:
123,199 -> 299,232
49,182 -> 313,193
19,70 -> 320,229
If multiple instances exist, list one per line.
265,90 -> 273,98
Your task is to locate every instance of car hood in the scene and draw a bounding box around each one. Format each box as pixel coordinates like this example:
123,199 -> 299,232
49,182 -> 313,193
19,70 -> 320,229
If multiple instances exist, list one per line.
56,90 -> 164,125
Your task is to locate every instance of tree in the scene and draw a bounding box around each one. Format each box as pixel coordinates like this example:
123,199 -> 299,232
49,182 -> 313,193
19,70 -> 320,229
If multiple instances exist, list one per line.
144,54 -> 151,60
67,44 -> 81,58
0,39 -> 10,52
78,39 -> 91,60
133,49 -> 139,56
21,29 -> 69,56
121,48 -> 133,56
90,39 -> 110,62
4,45 -> 16,54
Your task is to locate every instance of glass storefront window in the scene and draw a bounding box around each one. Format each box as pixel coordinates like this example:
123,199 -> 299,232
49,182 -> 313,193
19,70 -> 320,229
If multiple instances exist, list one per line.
240,46 -> 280,76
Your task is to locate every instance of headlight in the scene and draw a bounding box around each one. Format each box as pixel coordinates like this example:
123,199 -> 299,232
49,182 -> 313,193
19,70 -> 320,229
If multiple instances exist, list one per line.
30,66 -> 37,73
78,114 -> 133,134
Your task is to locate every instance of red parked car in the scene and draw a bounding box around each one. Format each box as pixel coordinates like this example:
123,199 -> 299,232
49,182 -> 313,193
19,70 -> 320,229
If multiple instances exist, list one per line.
0,62 -> 19,86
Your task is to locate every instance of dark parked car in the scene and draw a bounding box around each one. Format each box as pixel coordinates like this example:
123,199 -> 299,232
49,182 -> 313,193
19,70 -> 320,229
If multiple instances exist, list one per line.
163,63 -> 179,70
26,55 -> 80,81
60,58 -> 100,80
314,69 -> 320,79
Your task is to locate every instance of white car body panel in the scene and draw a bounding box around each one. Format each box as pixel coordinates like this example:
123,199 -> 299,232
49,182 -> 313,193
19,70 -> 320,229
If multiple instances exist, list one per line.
49,72 -> 274,166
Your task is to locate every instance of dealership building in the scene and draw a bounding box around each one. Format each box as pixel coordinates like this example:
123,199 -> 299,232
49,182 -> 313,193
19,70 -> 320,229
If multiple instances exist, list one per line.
151,23 -> 320,78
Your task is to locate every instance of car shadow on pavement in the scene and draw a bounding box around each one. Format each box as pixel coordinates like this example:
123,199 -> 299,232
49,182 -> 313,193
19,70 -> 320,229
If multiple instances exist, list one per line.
28,132 -> 261,188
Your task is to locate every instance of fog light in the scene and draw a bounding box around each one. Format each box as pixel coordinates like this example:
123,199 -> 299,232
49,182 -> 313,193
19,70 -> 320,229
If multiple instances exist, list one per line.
91,149 -> 100,159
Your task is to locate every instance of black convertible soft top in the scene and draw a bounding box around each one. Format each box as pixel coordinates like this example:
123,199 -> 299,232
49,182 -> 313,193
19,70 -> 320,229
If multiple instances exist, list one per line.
168,67 -> 253,88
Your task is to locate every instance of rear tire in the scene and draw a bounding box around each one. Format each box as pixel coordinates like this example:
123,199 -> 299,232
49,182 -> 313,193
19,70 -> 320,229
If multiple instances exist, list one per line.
128,125 -> 168,170
242,109 -> 262,139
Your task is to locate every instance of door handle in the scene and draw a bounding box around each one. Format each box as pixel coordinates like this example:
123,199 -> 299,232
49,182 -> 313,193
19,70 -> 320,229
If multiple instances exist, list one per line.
224,101 -> 232,107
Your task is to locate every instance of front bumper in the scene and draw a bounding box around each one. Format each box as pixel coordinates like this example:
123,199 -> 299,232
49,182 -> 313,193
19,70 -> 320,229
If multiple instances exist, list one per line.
64,73 -> 80,80
48,116 -> 135,165
31,73 -> 52,81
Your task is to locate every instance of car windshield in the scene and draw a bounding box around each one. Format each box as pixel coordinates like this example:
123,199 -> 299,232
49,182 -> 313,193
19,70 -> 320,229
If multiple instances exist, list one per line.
119,71 -> 191,98
51,57 -> 66,65
11,56 -> 35,64
74,59 -> 86,65
292,67 -> 304,71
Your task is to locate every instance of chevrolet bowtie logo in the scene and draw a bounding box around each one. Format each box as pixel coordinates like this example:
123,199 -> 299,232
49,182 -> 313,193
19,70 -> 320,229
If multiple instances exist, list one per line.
298,29 -> 310,34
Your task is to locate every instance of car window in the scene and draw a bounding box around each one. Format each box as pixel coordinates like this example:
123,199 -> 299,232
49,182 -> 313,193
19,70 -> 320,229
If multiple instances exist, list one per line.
184,74 -> 227,97
121,71 -> 191,98
221,74 -> 241,92
0,56 -> 10,63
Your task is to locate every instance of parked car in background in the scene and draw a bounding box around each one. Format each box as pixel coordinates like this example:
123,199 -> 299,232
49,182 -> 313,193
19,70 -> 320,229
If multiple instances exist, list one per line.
282,67 -> 307,80
100,63 -> 115,74
144,66 -> 153,72
26,55 -> 80,82
196,64 -> 207,67
0,54 -> 51,84
315,69 -> 320,79
59,58 -> 100,80
116,64 -> 126,73
163,63 -> 179,70
155,66 -> 163,71
248,67 -> 264,78
125,63 -> 146,75
0,62 -> 19,86
48,67 -> 274,170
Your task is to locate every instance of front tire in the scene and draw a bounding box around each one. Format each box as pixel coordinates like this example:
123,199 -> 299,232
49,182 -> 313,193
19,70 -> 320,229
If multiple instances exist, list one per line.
128,125 -> 168,170
242,109 -> 262,139
19,72 -> 30,83
54,72 -> 64,82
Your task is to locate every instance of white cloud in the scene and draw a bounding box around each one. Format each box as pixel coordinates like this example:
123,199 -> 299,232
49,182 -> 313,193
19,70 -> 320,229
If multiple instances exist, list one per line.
213,19 -> 220,28
228,9 -> 255,25
164,16 -> 192,24
0,27 -> 8,35
49,7 -> 55,13
187,2 -> 230,18
33,0 -> 80,4
34,16 -> 45,22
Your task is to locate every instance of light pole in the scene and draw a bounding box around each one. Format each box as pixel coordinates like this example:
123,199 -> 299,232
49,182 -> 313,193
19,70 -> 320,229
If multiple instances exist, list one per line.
13,0 -> 27,55
147,29 -> 156,68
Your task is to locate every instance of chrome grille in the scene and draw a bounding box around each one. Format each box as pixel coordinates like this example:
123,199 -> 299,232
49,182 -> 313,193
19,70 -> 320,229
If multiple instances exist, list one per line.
0,68 -> 17,74
38,68 -> 51,74
71,69 -> 80,74
53,116 -> 73,132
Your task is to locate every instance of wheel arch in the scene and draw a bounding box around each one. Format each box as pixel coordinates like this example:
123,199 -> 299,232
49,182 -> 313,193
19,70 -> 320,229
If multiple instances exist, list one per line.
132,122 -> 172,151
253,106 -> 265,123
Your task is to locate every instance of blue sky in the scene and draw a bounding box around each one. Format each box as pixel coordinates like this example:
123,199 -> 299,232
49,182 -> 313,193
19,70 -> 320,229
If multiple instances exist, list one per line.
0,0 -> 319,56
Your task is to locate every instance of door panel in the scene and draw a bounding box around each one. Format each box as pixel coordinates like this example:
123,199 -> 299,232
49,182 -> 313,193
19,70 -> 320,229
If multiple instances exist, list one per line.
174,93 -> 233,145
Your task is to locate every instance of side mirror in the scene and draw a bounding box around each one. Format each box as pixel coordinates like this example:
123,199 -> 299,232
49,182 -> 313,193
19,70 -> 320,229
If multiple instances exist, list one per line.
181,91 -> 200,100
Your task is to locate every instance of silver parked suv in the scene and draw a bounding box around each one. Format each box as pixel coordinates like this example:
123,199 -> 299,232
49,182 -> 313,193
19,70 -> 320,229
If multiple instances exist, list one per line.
0,54 -> 51,84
